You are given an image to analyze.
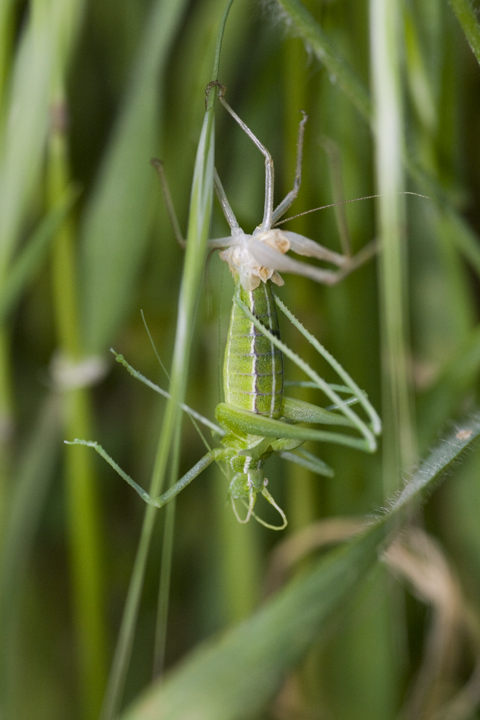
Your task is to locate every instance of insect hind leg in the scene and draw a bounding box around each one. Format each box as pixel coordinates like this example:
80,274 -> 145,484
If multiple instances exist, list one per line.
150,159 -> 187,248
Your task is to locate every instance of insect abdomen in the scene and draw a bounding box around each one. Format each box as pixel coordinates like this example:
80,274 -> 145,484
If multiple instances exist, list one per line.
224,281 -> 283,418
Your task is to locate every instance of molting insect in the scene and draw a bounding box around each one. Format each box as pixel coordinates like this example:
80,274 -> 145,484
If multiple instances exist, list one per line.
70,84 -> 381,529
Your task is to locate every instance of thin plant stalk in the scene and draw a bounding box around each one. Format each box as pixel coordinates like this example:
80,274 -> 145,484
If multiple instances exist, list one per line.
274,0 -> 371,122
0,329 -> 12,531
99,4 -> 234,717
447,0 -> 480,64
48,90 -> 108,719
99,104 -> 215,720
116,412 -> 480,720
370,0 -> 416,493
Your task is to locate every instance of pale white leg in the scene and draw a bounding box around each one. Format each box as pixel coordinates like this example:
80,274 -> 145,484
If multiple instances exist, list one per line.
271,112 -> 308,225
249,234 -> 377,285
213,169 -> 241,233
218,93 -> 274,232
151,158 -> 186,248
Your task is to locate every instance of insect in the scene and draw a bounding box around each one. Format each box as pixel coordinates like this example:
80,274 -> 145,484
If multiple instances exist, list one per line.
70,85 -> 381,529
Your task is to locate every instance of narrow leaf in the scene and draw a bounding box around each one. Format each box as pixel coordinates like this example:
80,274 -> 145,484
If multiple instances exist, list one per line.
119,412 -> 480,720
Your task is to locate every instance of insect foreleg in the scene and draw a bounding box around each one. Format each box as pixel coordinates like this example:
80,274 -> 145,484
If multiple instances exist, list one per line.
67,439 -> 228,508
218,93 -> 274,232
113,351 -> 224,436
148,449 -> 226,508
213,169 -> 241,234
285,232 -> 378,277
248,235 -> 377,286
271,111 -> 308,225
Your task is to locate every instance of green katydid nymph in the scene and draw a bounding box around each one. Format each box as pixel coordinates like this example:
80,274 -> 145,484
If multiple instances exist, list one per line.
69,85 -> 381,530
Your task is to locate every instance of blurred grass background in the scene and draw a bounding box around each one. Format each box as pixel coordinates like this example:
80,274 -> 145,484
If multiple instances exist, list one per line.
1,0 -> 480,719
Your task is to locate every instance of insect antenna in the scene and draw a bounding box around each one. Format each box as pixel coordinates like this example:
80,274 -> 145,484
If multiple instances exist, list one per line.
274,192 -> 430,227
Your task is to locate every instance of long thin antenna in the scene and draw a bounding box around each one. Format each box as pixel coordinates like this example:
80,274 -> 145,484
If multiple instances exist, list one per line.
274,191 -> 430,226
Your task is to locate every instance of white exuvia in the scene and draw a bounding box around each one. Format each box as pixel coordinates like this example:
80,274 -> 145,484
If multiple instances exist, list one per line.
207,87 -> 375,291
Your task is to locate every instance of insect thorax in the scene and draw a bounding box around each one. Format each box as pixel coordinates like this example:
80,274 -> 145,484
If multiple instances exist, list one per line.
223,281 -> 283,418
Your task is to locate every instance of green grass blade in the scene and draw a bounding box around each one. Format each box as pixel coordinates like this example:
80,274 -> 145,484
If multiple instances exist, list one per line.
273,0 -> 480,287
0,1 -> 75,434
98,4 -> 234,715
0,187 -> 78,323
419,326 -> 480,446
4,1 -> 480,718
121,525 -> 385,720
273,0 -> 371,121
447,0 -> 480,64
0,0 -> 15,103
370,0 -> 415,492
119,414 -> 480,720
0,6 -> 52,277
79,0 -> 189,354
0,0 -> 84,271
0,396 -> 62,719
98,102 -> 214,720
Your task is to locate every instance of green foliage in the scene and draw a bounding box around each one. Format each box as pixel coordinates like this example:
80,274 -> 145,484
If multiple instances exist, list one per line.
1,1 -> 480,719
119,414 -> 480,720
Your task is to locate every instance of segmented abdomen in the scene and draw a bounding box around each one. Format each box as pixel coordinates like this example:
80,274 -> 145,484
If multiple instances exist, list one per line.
223,281 -> 283,418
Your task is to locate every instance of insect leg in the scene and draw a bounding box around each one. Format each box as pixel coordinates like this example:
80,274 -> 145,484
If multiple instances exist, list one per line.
216,403 -> 373,452
234,291 -> 380,445
271,111 -> 308,225
259,487 -> 287,530
213,168 -> 241,233
275,295 -> 381,436
278,447 -> 334,477
218,93 -> 274,232
231,482 -> 288,531
231,487 -> 255,525
151,159 -> 186,248
149,450 -> 223,508
67,440 -> 228,508
249,233 -> 377,285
